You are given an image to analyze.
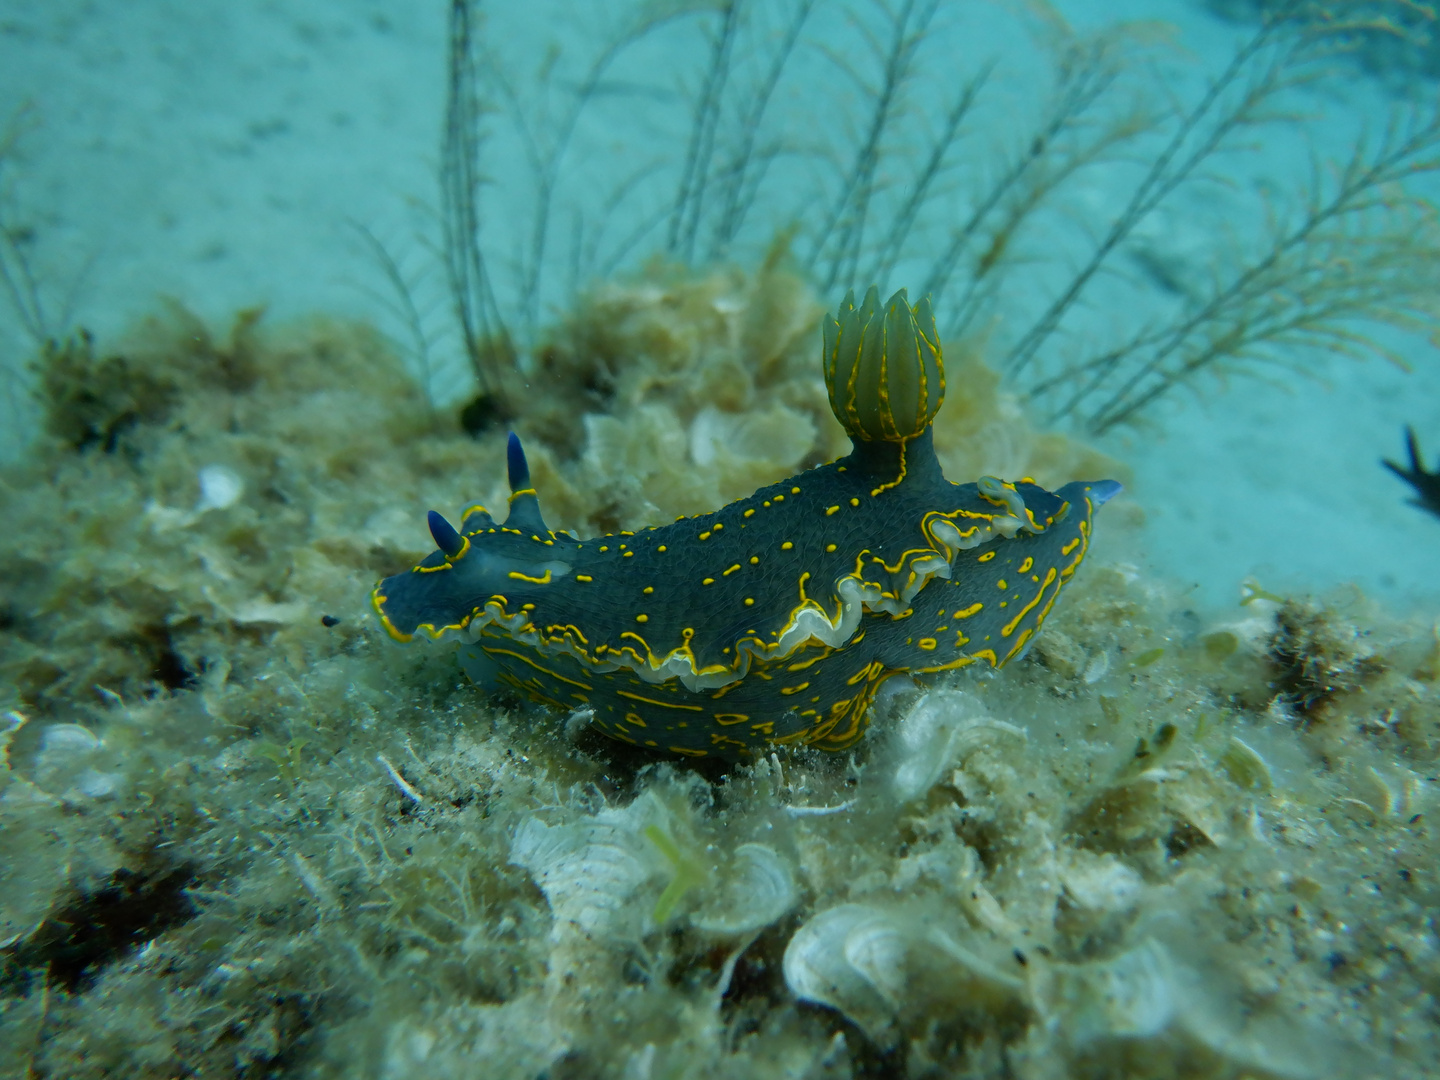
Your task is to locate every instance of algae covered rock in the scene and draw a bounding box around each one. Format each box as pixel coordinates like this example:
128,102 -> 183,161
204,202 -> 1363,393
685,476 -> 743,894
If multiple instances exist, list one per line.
0,293 -> 1434,1079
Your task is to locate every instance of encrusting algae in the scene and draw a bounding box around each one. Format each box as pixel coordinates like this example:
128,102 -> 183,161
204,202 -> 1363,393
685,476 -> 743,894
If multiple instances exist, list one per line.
0,269 -> 1437,1078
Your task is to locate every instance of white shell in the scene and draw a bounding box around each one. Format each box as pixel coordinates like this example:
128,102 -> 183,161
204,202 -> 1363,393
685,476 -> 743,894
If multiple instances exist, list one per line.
783,904 -> 906,1036
889,690 -> 1027,802
1062,939 -> 1177,1044
510,817 -> 655,936
195,464 -> 244,511
40,723 -> 101,754
692,842 -> 796,935
73,768 -> 120,799
31,724 -> 120,800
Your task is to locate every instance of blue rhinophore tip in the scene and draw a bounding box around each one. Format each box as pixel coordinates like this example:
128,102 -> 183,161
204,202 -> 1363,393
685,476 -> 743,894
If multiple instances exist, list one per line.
428,509 -> 466,558
507,431 -> 531,492
1089,480 -> 1124,507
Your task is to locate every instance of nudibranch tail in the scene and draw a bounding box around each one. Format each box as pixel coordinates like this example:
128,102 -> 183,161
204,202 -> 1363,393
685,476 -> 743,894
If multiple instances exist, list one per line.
1086,478 -> 1124,508
372,286 -> 1120,760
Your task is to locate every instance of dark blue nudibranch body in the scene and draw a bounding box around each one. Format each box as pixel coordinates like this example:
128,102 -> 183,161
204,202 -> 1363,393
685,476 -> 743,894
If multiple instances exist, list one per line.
373,287 -> 1120,758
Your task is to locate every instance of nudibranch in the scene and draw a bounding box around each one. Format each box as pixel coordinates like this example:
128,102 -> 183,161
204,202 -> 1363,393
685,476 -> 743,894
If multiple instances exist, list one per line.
373,287 -> 1121,759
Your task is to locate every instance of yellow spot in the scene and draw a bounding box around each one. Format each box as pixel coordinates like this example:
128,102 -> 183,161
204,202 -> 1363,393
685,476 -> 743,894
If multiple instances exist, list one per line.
763,500 -> 771,507
700,531 -> 711,540
978,551 -> 996,563
636,614 -> 649,623
714,522 -> 724,530
954,603 -> 983,618
723,563 -> 741,576
918,638 -> 937,650
576,574 -> 593,582
1062,537 -> 1081,555
780,681 -> 811,695
744,597 -> 755,606
600,545 -> 609,551
791,486 -> 800,494
749,556 -> 759,564
658,544 -> 667,552
774,495 -> 785,502
826,505 -> 840,516
643,586 -> 654,594
703,577 -> 715,585
850,497 -> 860,507
781,541 -> 794,551
997,579 -> 1008,590
623,551 -> 634,558
826,543 -> 837,553
744,508 -> 755,518
1018,556 -> 1034,573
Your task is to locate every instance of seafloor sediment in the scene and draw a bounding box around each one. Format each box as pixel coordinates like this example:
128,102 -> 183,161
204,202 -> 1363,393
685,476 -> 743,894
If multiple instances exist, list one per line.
0,273 -> 1436,1079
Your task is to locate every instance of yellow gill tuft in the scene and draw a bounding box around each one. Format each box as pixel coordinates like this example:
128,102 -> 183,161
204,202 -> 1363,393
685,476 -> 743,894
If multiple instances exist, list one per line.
823,285 -> 944,443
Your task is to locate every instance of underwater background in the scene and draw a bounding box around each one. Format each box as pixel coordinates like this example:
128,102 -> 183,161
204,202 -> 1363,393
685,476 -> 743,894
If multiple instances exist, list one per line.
1,1 -> 1439,1077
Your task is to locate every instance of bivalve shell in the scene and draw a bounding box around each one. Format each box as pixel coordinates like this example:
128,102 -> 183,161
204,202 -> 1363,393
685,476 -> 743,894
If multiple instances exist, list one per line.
889,690 -> 1026,802
783,904 -> 906,1038
510,817 -> 657,937
692,843 -> 797,936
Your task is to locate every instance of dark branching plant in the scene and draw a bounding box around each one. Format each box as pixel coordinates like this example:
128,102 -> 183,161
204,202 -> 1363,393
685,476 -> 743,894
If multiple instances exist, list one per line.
1,102 -> 96,458
0,103 -> 59,348
1033,101 -> 1440,432
802,0 -> 947,293
438,0 -> 709,426
1010,0 -> 1440,433
679,0 -> 819,263
915,24 -> 1157,342
426,0 -> 1440,437
350,221 -> 445,413
441,0 -> 513,423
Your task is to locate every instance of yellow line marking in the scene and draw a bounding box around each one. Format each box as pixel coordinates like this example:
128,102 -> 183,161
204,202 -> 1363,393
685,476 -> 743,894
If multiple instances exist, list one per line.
616,689 -> 704,712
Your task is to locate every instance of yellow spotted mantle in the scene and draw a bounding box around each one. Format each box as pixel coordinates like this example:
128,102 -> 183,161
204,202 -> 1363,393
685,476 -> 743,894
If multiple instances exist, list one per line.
372,287 -> 1120,759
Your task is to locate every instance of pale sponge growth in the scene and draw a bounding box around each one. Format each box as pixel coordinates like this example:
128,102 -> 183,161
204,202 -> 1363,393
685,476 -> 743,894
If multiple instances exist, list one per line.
0,300 -> 1435,1079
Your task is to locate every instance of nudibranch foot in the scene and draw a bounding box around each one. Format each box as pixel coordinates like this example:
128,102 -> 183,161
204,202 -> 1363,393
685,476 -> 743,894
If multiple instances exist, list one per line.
374,286 -> 1121,760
